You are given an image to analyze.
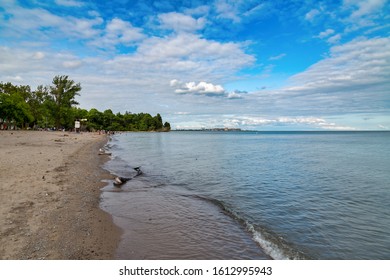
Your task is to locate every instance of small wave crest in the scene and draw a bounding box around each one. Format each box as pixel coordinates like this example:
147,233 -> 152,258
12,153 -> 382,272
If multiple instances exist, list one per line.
248,224 -> 308,260
193,195 -> 309,260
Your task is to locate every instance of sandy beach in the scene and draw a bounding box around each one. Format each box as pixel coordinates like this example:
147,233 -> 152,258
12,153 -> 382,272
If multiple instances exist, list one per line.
0,130 -> 120,259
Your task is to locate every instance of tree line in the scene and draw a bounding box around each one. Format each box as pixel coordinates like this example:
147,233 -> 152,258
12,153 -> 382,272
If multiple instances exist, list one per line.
0,75 -> 171,132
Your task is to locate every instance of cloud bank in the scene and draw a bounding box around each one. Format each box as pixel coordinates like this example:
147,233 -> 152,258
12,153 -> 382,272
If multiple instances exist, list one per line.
0,0 -> 389,130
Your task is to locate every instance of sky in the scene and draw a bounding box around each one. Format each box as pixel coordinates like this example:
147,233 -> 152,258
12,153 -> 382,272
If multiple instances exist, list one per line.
0,0 -> 389,130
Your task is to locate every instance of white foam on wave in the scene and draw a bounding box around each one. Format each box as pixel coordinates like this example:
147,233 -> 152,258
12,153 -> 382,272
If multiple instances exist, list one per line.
215,200 -> 298,260
245,223 -> 293,260
252,230 -> 290,260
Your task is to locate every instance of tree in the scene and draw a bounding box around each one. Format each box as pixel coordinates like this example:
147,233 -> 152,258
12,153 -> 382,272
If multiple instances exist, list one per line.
28,85 -> 50,128
87,108 -> 104,130
72,107 -> 89,120
163,121 -> 171,131
0,82 -> 33,128
154,113 -> 163,130
49,75 -> 81,129
103,109 -> 115,129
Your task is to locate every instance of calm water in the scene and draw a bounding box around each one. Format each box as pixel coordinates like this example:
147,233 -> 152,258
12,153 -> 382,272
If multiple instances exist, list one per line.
101,131 -> 390,259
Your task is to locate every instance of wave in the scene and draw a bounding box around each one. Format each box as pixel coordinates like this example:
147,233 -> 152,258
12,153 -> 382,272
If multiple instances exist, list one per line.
191,195 -> 310,260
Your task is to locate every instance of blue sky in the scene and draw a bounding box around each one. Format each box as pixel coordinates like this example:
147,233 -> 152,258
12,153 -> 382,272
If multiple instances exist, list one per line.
0,0 -> 389,130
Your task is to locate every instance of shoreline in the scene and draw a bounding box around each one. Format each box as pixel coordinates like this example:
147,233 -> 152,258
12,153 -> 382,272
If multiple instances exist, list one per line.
0,130 -> 121,259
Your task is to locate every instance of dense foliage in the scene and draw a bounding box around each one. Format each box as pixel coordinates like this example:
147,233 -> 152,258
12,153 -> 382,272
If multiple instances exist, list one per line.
0,76 -> 170,132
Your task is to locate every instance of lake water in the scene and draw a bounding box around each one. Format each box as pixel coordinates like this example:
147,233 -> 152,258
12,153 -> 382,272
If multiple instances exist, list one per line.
101,131 -> 390,259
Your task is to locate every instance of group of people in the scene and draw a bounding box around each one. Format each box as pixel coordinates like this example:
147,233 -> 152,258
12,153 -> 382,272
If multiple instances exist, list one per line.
0,119 -> 16,130
98,130 -> 116,135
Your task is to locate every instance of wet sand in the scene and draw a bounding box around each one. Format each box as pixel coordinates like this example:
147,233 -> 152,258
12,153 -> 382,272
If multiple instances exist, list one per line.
0,130 -> 120,259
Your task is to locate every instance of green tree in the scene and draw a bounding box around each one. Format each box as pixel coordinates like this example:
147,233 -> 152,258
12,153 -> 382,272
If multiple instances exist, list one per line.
102,109 -> 115,129
163,121 -> 171,131
49,75 -> 81,129
0,82 -> 33,128
28,85 -> 50,128
123,111 -> 135,130
138,113 -> 154,131
154,113 -> 163,130
72,107 -> 89,120
87,108 -> 104,130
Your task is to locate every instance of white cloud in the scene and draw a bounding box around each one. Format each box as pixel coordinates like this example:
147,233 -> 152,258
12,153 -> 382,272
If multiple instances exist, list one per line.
241,116 -> 321,126
88,10 -> 101,18
170,80 -> 246,99
316,29 -> 335,39
270,37 -> 390,117
0,2 -> 103,41
0,2 -> 146,52
172,115 -> 358,130
2,2 -> 144,50
305,9 -> 320,21
91,18 -> 145,48
158,12 -> 206,33
213,0 -> 268,23
243,3 -> 267,18
174,112 -> 191,115
135,33 -> 254,79
287,37 -> 390,92
32,52 -> 45,60
55,0 -> 84,7
344,0 -> 387,18
223,116 -> 357,130
315,29 -> 341,44
215,0 -> 241,23
0,47 -> 86,85
227,91 -> 243,99
314,29 -> 341,44
171,80 -> 226,96
62,60 -> 82,69
342,0 -> 388,31
269,53 -> 286,61
327,34 -> 342,44
4,75 -> 23,82
184,5 -> 211,16
169,79 -> 181,87
0,28 -> 254,114
70,17 -> 103,39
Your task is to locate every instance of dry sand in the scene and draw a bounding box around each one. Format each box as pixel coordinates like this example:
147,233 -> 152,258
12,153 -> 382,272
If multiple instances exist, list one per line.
0,130 -> 120,259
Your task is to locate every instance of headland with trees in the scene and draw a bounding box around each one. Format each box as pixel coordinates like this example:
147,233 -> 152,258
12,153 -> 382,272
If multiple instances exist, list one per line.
0,75 -> 171,132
